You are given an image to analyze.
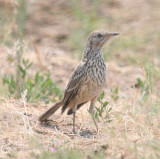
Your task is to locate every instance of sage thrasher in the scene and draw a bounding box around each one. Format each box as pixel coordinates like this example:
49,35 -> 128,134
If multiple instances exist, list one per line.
39,30 -> 118,133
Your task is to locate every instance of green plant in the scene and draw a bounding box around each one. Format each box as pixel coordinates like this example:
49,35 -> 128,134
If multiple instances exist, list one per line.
136,77 -> 151,102
93,91 -> 112,122
111,86 -> 119,102
136,61 -> 154,101
2,42 -> 62,103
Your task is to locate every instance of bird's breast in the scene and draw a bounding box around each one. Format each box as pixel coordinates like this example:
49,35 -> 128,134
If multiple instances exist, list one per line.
75,59 -> 106,104
86,58 -> 106,86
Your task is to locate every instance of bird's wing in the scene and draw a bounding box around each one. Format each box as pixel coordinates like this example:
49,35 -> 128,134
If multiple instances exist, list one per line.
66,63 -> 86,91
61,62 -> 87,113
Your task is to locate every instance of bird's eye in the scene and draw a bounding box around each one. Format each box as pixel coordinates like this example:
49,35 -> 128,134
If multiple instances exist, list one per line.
97,33 -> 102,38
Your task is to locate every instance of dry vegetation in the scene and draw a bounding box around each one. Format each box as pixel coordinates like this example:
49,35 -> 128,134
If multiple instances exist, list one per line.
0,0 -> 160,158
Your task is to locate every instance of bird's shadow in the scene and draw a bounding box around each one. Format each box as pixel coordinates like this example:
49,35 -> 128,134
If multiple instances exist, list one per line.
79,130 -> 93,138
39,120 -> 94,138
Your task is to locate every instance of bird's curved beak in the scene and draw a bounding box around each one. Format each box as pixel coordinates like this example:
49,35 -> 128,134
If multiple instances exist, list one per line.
109,32 -> 119,36
101,31 -> 119,47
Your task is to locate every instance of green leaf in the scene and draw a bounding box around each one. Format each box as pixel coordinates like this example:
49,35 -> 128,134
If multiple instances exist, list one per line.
35,72 -> 40,84
95,112 -> 99,121
10,76 -> 16,89
99,110 -> 102,117
98,91 -> 104,102
109,107 -> 112,112
137,78 -> 144,87
27,78 -> 33,88
2,76 -> 9,84
45,100 -> 49,104
115,87 -> 119,95
41,79 -> 52,88
103,101 -> 108,108
22,59 -> 26,65
18,65 -> 26,78
18,65 -> 24,73
95,107 -> 99,111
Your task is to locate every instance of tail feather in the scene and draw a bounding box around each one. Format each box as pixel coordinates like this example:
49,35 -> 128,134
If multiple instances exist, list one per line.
39,101 -> 62,122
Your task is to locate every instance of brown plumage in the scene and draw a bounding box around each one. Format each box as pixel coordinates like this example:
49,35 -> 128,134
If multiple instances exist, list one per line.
39,30 -> 118,133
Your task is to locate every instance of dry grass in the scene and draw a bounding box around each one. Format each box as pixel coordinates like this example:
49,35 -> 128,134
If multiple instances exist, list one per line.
0,53 -> 159,158
0,0 -> 160,158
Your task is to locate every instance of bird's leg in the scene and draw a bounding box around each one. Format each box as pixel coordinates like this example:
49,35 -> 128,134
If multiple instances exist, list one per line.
89,102 -> 98,133
72,106 -> 77,134
73,112 -> 76,134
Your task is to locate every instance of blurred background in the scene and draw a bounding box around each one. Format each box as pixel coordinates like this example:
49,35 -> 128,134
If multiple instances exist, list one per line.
1,0 -> 160,63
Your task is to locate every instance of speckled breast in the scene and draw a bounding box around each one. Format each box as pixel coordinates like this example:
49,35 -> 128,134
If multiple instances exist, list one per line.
77,58 -> 106,103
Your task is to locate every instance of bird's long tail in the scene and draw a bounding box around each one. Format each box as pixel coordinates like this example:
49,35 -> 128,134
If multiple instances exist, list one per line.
39,101 -> 63,122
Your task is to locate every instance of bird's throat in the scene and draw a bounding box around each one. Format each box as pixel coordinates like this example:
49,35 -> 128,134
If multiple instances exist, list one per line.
82,47 -> 103,62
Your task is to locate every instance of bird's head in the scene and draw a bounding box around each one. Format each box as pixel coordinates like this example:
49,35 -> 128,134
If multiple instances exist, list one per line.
87,30 -> 119,49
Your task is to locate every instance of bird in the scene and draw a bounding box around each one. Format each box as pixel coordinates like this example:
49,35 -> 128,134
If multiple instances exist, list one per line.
39,30 -> 118,134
